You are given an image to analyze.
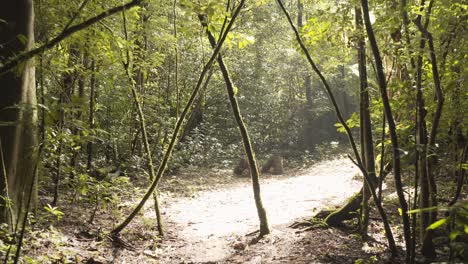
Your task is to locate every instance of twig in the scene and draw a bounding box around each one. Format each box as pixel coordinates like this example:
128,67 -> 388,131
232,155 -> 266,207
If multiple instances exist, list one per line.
62,0 -> 91,32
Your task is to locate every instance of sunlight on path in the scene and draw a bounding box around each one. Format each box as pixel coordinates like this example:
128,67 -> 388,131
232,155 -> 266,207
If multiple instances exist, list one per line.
165,158 -> 360,263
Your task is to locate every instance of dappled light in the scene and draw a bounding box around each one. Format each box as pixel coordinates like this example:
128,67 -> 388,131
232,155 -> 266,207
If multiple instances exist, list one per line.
0,0 -> 466,263
163,159 -> 359,262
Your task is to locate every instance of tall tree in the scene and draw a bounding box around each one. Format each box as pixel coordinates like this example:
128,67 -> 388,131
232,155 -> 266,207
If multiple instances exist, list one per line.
360,0 -> 411,261
0,0 -> 38,228
355,6 -> 376,238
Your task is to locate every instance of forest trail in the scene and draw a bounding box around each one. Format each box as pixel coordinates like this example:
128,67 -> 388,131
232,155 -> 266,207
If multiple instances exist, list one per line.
155,158 -> 361,263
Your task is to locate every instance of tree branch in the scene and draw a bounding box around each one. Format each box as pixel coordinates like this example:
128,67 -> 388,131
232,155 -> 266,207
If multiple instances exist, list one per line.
0,0 -> 142,76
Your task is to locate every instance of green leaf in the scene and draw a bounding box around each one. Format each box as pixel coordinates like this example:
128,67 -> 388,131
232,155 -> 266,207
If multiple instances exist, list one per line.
334,122 -> 345,133
449,230 -> 460,241
407,206 -> 438,214
17,34 -> 28,45
398,208 -> 403,216
461,163 -> 468,170
43,204 -> 64,220
426,218 -> 447,230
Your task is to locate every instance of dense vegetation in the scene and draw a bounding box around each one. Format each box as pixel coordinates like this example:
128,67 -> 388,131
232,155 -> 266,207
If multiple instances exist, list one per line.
0,0 -> 466,263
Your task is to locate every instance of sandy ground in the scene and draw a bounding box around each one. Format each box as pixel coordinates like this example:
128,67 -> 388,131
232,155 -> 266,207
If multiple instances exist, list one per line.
22,158 -> 399,264
154,158 -> 361,263
20,157 -> 461,263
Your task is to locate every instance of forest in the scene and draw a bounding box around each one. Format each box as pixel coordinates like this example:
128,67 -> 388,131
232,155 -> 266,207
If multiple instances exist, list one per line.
0,0 -> 466,263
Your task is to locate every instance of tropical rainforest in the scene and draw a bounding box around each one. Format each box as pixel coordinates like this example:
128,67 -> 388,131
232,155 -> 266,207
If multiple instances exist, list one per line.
0,0 -> 466,263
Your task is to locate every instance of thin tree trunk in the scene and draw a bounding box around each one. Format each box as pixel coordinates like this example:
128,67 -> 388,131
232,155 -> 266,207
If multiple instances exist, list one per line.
201,15 -> 270,237
87,60 -> 96,171
412,0 -> 437,257
416,18 -> 444,260
411,157 -> 419,263
378,113 -> 386,202
360,0 -> 411,261
110,0 -> 245,236
400,1 -> 425,259
449,143 -> 467,206
122,7 -> 164,236
297,0 -> 313,108
173,0 -> 180,119
52,48 -> 76,206
69,52 -> 87,178
355,6 -> 376,238
182,69 -> 213,140
277,1 -> 396,255
297,0 -> 314,152
39,55 -> 46,144
415,33 -> 430,245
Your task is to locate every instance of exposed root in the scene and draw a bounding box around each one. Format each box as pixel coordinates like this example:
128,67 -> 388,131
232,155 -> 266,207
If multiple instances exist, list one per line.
249,236 -> 263,245
108,234 -> 136,251
289,221 -> 313,229
314,209 -> 335,219
290,218 -> 328,232
244,229 -> 271,245
246,230 -> 259,236
289,208 -> 335,229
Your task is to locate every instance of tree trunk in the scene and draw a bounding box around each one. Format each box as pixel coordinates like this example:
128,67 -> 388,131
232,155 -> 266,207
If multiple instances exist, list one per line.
0,0 -> 38,228
173,0 -> 180,119
110,0 -> 246,236
278,2 -> 396,255
297,0 -> 315,152
69,51 -> 87,178
201,15 -> 271,237
52,47 -> 76,206
413,1 -> 438,257
356,6 -> 376,237
360,0 -> 411,261
87,60 -> 96,171
297,0 -> 313,108
122,6 -> 164,236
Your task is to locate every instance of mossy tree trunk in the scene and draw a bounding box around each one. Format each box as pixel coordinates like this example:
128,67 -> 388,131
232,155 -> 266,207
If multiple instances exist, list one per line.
110,0 -> 245,235
201,16 -> 271,237
122,6 -> 164,236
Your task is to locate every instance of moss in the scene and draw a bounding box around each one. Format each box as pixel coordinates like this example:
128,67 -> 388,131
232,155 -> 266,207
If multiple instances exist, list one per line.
324,190 -> 363,226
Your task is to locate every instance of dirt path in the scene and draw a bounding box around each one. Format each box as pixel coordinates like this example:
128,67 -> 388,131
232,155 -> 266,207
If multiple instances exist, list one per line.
157,158 -> 361,263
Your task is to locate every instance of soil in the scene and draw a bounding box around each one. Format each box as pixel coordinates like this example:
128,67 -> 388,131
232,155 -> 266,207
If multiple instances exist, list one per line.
159,158 -> 362,263
16,158 -> 404,263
